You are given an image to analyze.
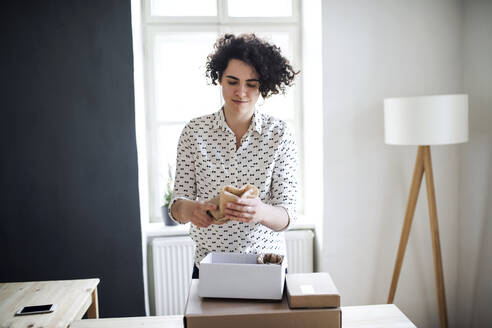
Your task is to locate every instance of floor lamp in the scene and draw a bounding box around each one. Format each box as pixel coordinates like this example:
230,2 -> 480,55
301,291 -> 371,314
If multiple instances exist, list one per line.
384,94 -> 469,328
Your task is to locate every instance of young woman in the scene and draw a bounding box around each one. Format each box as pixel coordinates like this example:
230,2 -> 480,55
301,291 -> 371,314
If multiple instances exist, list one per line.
169,34 -> 299,278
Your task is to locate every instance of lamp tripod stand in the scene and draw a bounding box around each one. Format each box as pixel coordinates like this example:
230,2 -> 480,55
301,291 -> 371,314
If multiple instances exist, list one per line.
387,145 -> 448,328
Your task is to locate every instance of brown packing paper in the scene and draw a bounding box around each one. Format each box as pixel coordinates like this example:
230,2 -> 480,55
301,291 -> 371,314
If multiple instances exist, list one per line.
286,272 -> 341,309
185,279 -> 341,328
208,184 -> 259,223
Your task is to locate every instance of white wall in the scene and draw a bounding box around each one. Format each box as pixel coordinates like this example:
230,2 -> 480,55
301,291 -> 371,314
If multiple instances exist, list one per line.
459,0 -> 492,326
321,1 -> 463,327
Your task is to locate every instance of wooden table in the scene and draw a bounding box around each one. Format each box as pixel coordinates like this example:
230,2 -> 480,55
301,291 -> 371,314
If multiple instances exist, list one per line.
70,304 -> 415,328
0,278 -> 100,328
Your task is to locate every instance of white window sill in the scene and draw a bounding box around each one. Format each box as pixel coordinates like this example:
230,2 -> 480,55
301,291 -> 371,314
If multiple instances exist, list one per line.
144,215 -> 315,238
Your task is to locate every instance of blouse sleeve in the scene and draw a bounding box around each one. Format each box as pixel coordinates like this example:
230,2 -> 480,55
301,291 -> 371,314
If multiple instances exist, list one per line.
268,123 -> 299,231
168,123 -> 196,223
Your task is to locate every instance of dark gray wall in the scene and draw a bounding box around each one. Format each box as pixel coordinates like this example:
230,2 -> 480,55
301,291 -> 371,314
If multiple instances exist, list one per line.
0,0 -> 145,317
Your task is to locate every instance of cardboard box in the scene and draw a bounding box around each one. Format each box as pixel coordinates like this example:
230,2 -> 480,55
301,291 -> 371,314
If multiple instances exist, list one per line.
286,272 -> 341,308
198,252 -> 286,300
185,279 -> 341,328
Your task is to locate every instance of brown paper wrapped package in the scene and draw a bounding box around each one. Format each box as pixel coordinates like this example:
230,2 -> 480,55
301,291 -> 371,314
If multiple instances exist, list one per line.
256,253 -> 283,265
208,184 -> 259,224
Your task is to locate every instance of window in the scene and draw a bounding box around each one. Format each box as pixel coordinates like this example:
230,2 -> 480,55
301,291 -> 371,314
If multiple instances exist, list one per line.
142,0 -> 306,223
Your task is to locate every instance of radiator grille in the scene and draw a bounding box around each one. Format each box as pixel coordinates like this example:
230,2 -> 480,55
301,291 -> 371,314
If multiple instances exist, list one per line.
285,229 -> 315,273
152,236 -> 195,316
152,229 -> 314,315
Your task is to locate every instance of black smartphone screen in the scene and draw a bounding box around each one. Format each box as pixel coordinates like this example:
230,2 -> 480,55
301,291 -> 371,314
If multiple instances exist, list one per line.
20,304 -> 53,313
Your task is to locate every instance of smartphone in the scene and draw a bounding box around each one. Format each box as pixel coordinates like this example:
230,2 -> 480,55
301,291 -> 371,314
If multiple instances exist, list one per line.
15,304 -> 56,316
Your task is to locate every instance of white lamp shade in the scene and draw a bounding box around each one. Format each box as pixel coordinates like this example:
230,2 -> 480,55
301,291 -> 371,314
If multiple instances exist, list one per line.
384,94 -> 469,145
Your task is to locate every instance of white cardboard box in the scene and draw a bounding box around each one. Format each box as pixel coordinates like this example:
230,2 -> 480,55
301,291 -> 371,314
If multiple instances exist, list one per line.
198,252 -> 286,300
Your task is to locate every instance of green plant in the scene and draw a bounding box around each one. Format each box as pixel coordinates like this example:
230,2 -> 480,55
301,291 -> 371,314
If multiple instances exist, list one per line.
164,188 -> 172,208
163,164 -> 174,208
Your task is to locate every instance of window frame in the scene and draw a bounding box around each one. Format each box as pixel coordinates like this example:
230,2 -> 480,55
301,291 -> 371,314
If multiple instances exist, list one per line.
142,0 -> 304,223
144,0 -> 300,24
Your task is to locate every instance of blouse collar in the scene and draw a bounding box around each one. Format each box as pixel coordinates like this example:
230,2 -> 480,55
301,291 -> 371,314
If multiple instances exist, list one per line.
214,107 -> 263,135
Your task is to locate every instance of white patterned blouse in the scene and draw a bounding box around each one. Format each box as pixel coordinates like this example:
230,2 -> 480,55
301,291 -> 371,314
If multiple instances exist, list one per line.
169,107 -> 299,267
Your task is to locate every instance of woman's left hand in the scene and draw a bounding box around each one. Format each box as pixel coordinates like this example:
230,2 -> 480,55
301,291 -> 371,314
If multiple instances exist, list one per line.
224,197 -> 266,224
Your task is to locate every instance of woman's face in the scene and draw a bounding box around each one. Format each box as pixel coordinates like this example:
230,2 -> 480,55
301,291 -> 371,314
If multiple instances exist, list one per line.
219,59 -> 260,116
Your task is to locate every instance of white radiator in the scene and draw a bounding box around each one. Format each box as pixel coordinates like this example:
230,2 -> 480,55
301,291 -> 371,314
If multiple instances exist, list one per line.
285,229 -> 314,273
151,229 -> 314,315
152,236 -> 195,316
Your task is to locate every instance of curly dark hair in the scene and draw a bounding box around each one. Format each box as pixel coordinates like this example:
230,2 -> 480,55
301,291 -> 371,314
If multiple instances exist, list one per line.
205,34 -> 299,98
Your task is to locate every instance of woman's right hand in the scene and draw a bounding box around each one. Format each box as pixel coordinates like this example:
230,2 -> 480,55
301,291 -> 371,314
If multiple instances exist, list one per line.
173,199 -> 217,228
